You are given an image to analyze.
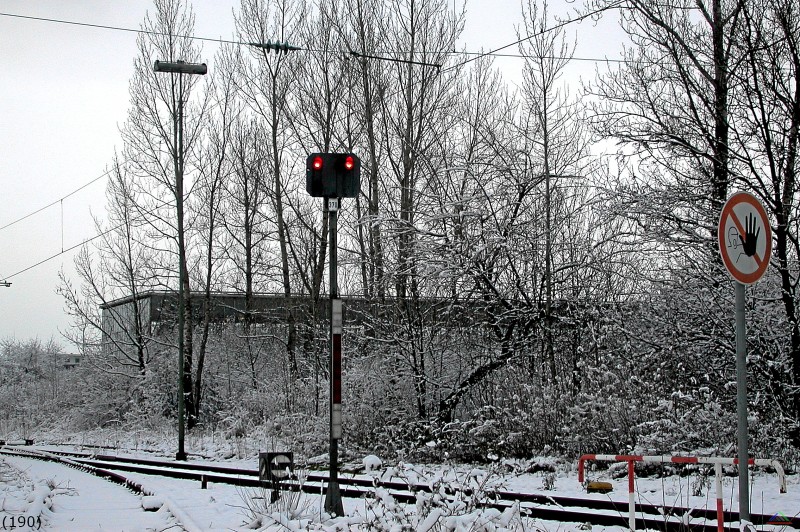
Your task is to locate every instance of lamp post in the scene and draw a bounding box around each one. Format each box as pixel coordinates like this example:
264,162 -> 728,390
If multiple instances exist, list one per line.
153,59 -> 207,461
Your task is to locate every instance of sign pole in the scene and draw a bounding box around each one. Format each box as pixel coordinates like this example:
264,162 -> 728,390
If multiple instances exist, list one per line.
324,197 -> 344,516
735,281 -> 750,523
718,191 -> 771,527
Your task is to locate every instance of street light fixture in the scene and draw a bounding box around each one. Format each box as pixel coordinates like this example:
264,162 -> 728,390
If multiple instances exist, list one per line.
153,58 -> 207,461
154,60 -> 208,75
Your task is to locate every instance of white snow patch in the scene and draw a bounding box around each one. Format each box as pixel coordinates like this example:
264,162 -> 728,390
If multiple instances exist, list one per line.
363,454 -> 382,472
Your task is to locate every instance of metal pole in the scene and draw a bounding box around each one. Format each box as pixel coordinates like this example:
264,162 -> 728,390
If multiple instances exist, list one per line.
735,281 -> 749,523
715,462 -> 724,532
176,71 -> 187,461
153,60 -> 207,461
627,459 -> 635,531
324,197 -> 344,516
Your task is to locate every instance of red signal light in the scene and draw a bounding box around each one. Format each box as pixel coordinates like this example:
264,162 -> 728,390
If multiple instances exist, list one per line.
313,155 -> 323,170
344,155 -> 354,171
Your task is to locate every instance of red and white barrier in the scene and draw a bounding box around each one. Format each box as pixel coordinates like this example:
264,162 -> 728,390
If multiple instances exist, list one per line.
578,454 -> 786,531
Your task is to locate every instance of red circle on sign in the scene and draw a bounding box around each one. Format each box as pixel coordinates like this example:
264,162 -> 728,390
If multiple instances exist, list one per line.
717,191 -> 772,285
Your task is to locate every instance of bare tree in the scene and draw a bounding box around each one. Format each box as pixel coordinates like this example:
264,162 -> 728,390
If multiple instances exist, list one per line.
583,0 -> 800,448
59,158 -> 154,377
121,0 -> 209,427
233,0 -> 306,379
730,0 -> 800,433
518,0 -> 595,382
188,61 -> 236,417
339,0 -> 392,300
374,0 -> 461,418
588,0 -> 746,249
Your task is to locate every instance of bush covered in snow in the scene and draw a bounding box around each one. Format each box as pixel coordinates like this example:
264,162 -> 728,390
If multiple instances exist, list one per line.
5,264 -> 800,471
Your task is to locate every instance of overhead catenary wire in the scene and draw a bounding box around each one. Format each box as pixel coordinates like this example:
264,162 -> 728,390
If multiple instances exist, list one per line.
441,0 -> 626,72
4,194 -> 160,281
0,163 -> 121,232
0,11 -> 242,46
0,9 -> 633,68
4,225 -> 112,280
349,50 -> 442,69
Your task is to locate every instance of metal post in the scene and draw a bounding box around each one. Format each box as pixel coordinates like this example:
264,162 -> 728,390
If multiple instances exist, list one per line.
153,59 -> 207,462
176,71 -> 187,462
715,462 -> 724,532
324,197 -> 344,516
735,281 -> 749,523
627,459 -> 635,531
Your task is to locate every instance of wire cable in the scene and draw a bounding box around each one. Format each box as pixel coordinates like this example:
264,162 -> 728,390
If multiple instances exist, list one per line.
0,11 -> 242,46
4,196 -> 158,281
0,10 -> 632,68
441,1 -> 625,72
0,163 -> 121,232
4,233 -> 94,280
349,50 -> 441,69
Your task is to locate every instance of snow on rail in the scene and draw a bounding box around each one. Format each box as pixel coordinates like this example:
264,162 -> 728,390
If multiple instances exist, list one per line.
0,447 -> 204,532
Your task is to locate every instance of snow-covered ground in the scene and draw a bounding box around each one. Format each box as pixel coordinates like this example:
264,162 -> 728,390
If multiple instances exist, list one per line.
1,443 -> 796,531
0,454 -> 173,531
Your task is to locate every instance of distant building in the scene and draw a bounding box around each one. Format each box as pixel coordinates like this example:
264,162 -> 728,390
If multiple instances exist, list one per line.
62,354 -> 81,369
99,290 -> 361,359
98,290 -> 461,358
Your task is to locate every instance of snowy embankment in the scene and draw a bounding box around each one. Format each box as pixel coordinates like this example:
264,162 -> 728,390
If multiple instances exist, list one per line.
0,459 -> 51,528
0,455 -> 173,531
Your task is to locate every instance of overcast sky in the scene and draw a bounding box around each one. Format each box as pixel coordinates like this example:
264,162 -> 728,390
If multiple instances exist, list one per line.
0,1 -> 624,349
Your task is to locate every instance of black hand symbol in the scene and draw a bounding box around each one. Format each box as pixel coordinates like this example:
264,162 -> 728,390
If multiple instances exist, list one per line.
739,213 -> 760,257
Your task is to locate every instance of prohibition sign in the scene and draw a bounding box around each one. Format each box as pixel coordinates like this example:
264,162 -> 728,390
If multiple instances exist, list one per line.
718,191 -> 771,285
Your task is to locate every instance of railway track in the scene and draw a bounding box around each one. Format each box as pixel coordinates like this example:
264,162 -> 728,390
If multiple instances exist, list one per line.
1,445 -> 794,530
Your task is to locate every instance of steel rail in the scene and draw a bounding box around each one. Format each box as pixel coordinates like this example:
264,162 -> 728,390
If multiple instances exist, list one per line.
5,446 -> 792,530
0,447 -> 205,531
